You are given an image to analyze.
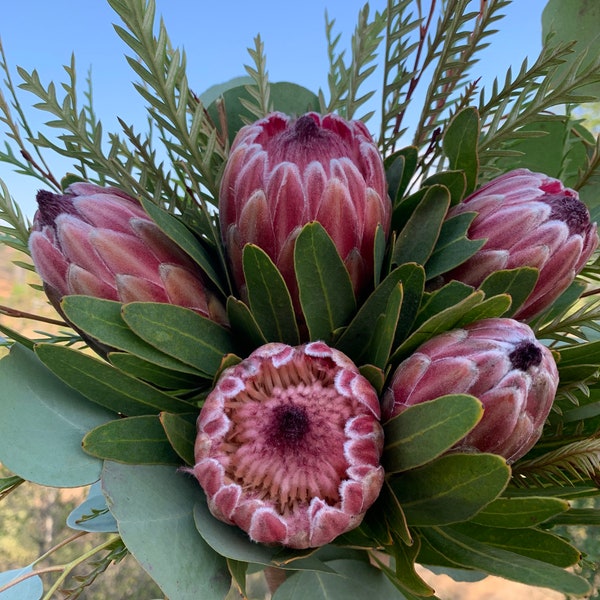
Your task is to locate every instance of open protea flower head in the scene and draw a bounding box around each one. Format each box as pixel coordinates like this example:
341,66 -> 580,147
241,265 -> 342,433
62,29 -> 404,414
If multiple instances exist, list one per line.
29,182 -> 227,324
191,341 -> 385,549
445,169 -> 598,320
218,111 -> 391,304
382,318 -> 559,463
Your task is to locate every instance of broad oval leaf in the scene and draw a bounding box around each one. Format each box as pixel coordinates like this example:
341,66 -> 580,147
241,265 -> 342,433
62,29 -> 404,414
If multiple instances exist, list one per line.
83,416 -> 182,465
35,344 -> 194,415
389,453 -> 510,526
383,395 -> 483,473
243,244 -> 300,345
294,222 -> 356,343
102,462 -> 230,600
121,302 -> 235,377
0,344 -> 112,487
0,565 -> 43,600
66,481 -> 118,533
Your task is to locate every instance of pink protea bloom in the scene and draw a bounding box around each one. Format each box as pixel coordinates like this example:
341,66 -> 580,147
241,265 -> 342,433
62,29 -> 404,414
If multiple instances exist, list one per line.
29,182 -> 227,324
382,318 -> 559,463
445,169 -> 598,320
191,341 -> 385,549
218,111 -> 391,305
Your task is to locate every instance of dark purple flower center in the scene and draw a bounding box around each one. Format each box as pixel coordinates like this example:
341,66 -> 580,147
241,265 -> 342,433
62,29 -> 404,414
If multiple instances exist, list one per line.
268,403 -> 310,451
509,340 -> 543,371
35,190 -> 79,228
542,192 -> 590,236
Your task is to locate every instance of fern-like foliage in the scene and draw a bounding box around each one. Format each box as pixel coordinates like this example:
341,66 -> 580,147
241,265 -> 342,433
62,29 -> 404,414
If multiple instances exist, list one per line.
513,438 -> 600,488
0,179 -> 32,262
241,35 -> 272,122
322,4 -> 386,123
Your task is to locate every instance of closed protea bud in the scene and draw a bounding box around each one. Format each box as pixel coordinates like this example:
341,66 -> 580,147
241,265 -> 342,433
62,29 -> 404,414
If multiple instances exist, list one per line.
382,318 -> 559,463
29,182 -> 227,324
191,341 -> 385,549
219,111 -> 391,305
445,169 -> 598,320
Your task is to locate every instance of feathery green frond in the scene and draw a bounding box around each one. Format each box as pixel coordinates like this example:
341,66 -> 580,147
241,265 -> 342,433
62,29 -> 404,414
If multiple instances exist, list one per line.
241,35 -> 272,122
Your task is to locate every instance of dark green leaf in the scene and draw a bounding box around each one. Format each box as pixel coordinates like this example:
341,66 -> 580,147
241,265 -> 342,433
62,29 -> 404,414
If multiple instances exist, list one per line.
160,412 -> 198,466
421,526 -> 589,595
61,297 -> 203,375
122,302 -> 235,377
455,294 -> 512,325
425,212 -> 485,280
479,268 -> 539,318
226,296 -> 268,352
392,185 -> 451,267
242,245 -> 300,345
108,352 -> 200,389
369,284 -> 402,369
35,344 -> 193,415
469,496 -> 569,529
442,107 -> 480,194
294,222 -> 356,343
387,536 -> 435,597
141,198 -> 226,295
392,263 -> 426,347
83,416 -> 181,464
384,146 -> 418,206
389,453 -> 510,526
421,170 -> 467,205
383,395 -> 483,474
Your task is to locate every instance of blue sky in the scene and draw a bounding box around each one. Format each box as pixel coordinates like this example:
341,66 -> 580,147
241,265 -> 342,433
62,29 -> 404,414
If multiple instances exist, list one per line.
0,0 -> 548,219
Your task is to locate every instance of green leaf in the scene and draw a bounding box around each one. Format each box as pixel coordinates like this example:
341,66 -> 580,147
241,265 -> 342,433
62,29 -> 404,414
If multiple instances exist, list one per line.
226,296 -> 268,351
386,536 -> 435,597
122,302 -> 235,377
451,523 -> 580,568
61,297 -> 203,375
0,344 -> 112,487
392,185 -> 451,267
455,294 -> 512,326
383,395 -> 483,474
160,412 -> 197,466
421,170 -> 467,206
107,352 -> 200,389
421,526 -> 589,595
83,416 -> 181,464
140,198 -> 226,295
425,212 -> 485,280
392,263 -> 426,347
35,344 -> 193,415
442,107 -> 480,194
207,81 -> 320,145
294,222 -> 356,343
479,268 -> 539,318
542,0 -> 600,98
272,559 -> 407,600
384,146 -> 418,206
389,453 -> 510,526
102,462 -> 230,599
369,284 -> 403,370
242,245 -> 300,345
469,496 -> 569,529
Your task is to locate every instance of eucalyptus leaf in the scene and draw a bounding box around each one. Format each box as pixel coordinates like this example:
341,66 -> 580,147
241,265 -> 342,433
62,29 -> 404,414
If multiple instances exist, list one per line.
122,302 -> 235,377
0,565 -> 43,600
102,462 -> 230,600
35,343 -> 193,415
66,482 -> 118,533
383,395 -> 483,474
83,416 -> 182,465
294,222 -> 356,343
61,297 -> 203,375
389,453 -> 510,526
0,344 -> 111,487
243,244 -> 300,345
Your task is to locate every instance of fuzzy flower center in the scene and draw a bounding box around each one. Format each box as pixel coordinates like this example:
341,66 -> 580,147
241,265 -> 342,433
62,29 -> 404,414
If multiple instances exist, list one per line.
509,340 -> 543,371
542,192 -> 590,236
221,356 -> 354,511
35,190 -> 79,229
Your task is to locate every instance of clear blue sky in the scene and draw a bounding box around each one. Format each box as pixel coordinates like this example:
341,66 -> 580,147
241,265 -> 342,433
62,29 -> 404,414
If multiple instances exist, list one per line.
0,0 -> 548,219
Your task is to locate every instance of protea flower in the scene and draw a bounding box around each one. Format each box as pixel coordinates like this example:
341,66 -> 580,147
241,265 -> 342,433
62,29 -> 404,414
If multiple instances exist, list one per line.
218,111 -> 391,305
29,182 -> 227,324
382,318 -> 559,463
191,341 -> 385,549
445,169 -> 598,320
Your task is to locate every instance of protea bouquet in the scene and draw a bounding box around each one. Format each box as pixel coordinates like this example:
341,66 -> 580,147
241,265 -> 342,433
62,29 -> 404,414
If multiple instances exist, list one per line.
1,1 -> 600,599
